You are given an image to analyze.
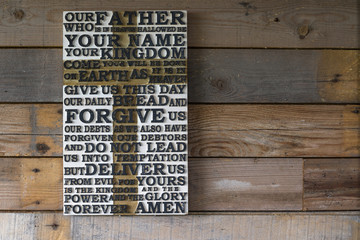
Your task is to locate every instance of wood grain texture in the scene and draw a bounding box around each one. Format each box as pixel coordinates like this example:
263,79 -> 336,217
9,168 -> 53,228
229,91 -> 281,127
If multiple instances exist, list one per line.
2,128 -> 358,158
0,49 -> 359,103
0,157 -> 302,211
0,0 -> 359,48
304,158 -> 360,211
0,135 -> 62,157
2,104 -> 359,134
189,129 -> 359,158
189,158 -> 302,211
0,104 -> 358,157
0,213 -> 70,240
0,158 -> 62,210
0,213 -> 359,240
190,49 -> 360,103
188,104 -> 360,130
0,104 -> 62,135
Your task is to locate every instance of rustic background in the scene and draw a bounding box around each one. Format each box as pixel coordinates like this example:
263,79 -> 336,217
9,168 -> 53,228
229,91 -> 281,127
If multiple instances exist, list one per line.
0,0 -> 359,239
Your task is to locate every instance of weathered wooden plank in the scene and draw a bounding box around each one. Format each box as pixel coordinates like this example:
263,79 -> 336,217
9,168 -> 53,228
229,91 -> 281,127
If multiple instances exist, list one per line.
2,128 -> 358,157
188,104 -> 360,131
0,158 -> 62,210
0,49 -> 359,103
1,0 -> 359,48
0,104 -> 62,135
189,129 -> 359,158
304,158 -> 360,210
0,50 -> 61,103
0,213 -> 359,240
0,104 -> 358,157
189,158 -> 302,211
1,104 -> 359,134
0,135 -> 62,157
191,49 -> 360,103
0,213 -> 70,240
0,157 -> 302,211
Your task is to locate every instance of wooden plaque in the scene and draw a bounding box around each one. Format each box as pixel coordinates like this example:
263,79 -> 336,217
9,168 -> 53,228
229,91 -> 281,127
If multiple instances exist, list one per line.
63,11 -> 188,215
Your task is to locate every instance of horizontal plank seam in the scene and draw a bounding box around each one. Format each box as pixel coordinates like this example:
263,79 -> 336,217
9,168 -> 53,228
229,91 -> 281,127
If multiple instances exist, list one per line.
0,102 -> 359,105
193,210 -> 360,213
188,128 -> 360,131
0,134 -> 63,136
1,156 -> 359,159
1,157 -> 358,159
0,156 -> 63,159
0,46 -> 359,50
0,210 -> 359,215
1,127 -> 358,134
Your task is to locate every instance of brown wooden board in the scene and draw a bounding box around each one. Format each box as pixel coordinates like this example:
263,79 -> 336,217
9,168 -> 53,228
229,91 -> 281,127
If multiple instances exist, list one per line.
1,0 -> 359,48
0,158 -> 62,210
0,104 -> 358,157
0,135 -> 61,157
2,104 -> 359,134
0,157 -> 302,211
0,49 -> 359,103
2,129 -> 358,158
0,212 -> 359,240
304,158 -> 360,211
0,104 -> 62,135
189,158 -> 302,211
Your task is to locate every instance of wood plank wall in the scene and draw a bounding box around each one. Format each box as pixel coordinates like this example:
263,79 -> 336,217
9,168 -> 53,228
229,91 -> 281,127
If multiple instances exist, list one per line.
0,0 -> 359,239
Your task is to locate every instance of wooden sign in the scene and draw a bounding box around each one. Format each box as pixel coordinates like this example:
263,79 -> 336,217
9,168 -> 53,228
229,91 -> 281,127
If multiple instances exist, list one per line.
63,11 -> 188,215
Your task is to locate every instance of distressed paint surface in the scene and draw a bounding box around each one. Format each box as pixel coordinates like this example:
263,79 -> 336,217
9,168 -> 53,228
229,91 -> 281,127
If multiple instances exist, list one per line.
0,213 -> 358,240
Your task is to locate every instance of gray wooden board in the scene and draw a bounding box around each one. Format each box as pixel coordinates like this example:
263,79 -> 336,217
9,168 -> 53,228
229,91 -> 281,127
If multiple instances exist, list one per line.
0,212 -> 359,240
0,49 -> 358,103
1,0 -> 359,48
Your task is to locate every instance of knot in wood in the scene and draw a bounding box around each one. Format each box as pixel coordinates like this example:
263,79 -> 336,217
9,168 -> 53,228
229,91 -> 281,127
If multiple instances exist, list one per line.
298,25 -> 310,39
12,9 -> 25,20
36,143 -> 50,154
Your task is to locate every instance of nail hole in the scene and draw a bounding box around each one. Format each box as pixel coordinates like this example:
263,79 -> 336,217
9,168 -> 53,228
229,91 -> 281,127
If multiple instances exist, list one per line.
47,223 -> 59,230
331,73 -> 342,83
